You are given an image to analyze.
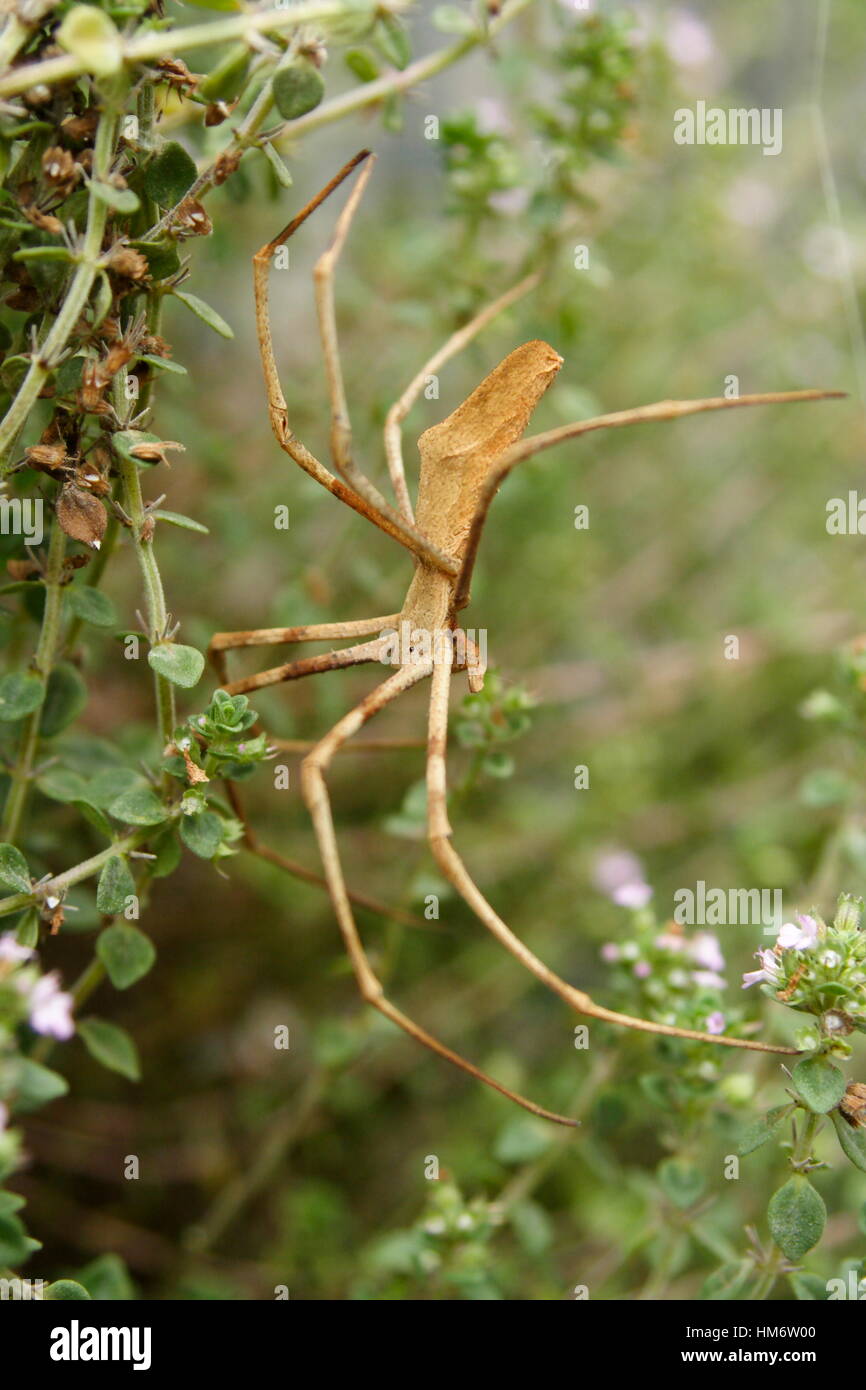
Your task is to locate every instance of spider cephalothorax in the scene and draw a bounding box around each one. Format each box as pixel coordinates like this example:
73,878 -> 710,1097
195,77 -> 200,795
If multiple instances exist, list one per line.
209,151 -> 843,1127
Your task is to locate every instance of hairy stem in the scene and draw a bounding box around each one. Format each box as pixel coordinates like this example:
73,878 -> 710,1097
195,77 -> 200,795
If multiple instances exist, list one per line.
0,516 -> 66,842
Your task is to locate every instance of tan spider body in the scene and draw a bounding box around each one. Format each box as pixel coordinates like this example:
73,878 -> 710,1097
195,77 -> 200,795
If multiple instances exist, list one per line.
209,152 -> 843,1127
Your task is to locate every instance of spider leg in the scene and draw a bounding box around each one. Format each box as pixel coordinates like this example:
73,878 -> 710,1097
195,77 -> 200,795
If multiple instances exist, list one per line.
301,660 -> 578,1126
383,273 -> 539,524
215,637 -> 385,697
253,151 -> 459,577
425,653 -> 797,1055
455,386 -> 846,610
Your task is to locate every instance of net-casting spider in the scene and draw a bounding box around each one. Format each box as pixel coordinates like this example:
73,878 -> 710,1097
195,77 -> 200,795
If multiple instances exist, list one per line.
209,151 -> 843,1127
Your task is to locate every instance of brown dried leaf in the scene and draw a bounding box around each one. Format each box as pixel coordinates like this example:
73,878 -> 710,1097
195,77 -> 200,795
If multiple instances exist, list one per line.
56,483 -> 107,550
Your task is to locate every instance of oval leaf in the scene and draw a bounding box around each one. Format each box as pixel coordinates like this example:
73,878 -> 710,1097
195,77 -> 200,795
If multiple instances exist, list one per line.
78,1017 -> 140,1081
143,141 -> 198,207
767,1176 -> 826,1261
107,785 -> 167,826
792,1055 -> 847,1114
95,856 -> 135,915
0,842 -> 31,894
148,642 -> 205,689
272,60 -> 325,121
831,1109 -> 866,1174
173,290 -> 233,340
180,810 -> 223,859
67,586 -> 117,627
96,924 -> 155,989
0,671 -> 45,721
39,663 -> 87,737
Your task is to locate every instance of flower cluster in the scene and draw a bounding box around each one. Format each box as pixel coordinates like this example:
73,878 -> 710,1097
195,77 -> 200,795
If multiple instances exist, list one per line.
742,895 -> 866,1050
594,852 -> 748,1053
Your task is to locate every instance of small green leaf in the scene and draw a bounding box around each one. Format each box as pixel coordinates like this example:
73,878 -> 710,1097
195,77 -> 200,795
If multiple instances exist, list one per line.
148,642 -> 205,689
831,1109 -> 866,1173
96,924 -> 155,989
89,181 -> 140,214
261,140 -> 293,189
10,1058 -> 69,1113
36,766 -> 90,803
345,48 -> 379,82
150,828 -> 181,879
0,842 -> 31,893
95,856 -> 135,914
0,672 -> 45,721
66,586 -> 117,626
143,141 -> 198,207
77,1253 -> 135,1301
180,810 -> 223,859
173,290 -> 233,340
152,509 -> 208,534
767,1176 -> 826,1261
16,910 -> 39,948
272,59 -> 325,121
799,769 -> 852,808
87,767 -> 146,809
107,785 -> 167,826
432,4 -> 477,35
45,1279 -> 91,1300
792,1055 -> 847,1114
375,13 -> 411,69
658,1158 -> 705,1211
13,246 -> 74,263
0,1212 -> 31,1265
737,1104 -> 791,1156
140,354 -> 187,375
78,1017 -> 140,1081
39,663 -> 87,737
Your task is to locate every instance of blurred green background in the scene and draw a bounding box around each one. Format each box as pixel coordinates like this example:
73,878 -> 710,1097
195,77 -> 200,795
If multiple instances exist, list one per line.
14,0 -> 866,1298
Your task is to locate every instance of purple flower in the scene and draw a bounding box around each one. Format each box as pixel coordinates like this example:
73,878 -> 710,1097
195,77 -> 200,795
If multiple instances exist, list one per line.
742,949 -> 781,989
705,1011 -> 726,1035
0,934 -> 34,965
633,961 -> 651,979
776,915 -> 818,952
28,973 -> 74,1040
593,849 -> 644,896
690,932 -> 725,973
600,943 -> 620,963
612,882 -> 653,910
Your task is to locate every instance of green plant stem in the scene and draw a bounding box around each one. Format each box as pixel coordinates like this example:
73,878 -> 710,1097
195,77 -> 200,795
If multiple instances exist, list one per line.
280,0 -> 537,142
0,821 -> 174,920
0,99 -> 120,469
116,455 -> 176,755
0,517 -> 66,842
0,1 -> 406,100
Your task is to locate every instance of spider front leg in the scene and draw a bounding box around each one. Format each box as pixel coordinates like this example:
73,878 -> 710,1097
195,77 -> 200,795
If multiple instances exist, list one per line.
208,616 -> 399,691
253,150 -> 459,577
426,654 -> 797,1055
300,661 -> 578,1126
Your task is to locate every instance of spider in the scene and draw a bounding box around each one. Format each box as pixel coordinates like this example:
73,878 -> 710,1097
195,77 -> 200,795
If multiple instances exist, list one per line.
208,151 -> 843,1128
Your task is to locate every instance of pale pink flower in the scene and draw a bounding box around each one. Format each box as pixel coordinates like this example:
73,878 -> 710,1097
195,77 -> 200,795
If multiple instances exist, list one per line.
633,961 -> 651,979
705,1012 -> 726,1035
600,943 -> 620,963
593,850 -> 644,896
28,973 -> 74,1040
0,934 -> 33,965
613,882 -> 653,910
693,970 -> 726,990
690,932 -> 725,973
742,950 -> 781,989
776,915 -> 818,952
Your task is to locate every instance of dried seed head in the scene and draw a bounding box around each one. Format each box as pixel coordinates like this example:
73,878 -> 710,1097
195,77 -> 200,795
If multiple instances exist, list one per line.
172,197 -> 212,237
155,57 -> 198,92
140,332 -> 171,359
129,439 -> 184,466
139,514 -> 155,544
6,556 -> 40,582
41,145 -> 79,196
213,150 -> 242,185
56,483 -> 107,549
60,109 -> 99,144
839,1081 -> 866,1128
24,442 -> 68,474
107,244 -> 150,283
21,205 -> 63,236
204,100 -> 231,128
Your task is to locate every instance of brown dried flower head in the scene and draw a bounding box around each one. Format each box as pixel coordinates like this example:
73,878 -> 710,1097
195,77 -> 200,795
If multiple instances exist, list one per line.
56,483 -> 107,550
